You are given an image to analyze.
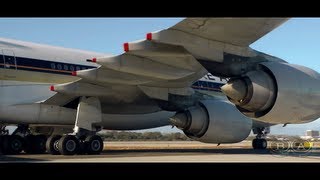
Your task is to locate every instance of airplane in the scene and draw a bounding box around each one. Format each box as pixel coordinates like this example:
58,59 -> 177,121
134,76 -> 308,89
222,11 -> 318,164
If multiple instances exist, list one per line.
0,18 -> 319,155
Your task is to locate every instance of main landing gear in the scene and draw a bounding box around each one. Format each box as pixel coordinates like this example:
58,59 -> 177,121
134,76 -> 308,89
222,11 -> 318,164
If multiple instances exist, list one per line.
0,125 -> 47,155
46,134 -> 104,155
0,97 -> 104,156
252,127 -> 270,150
0,125 -> 104,155
46,96 -> 104,155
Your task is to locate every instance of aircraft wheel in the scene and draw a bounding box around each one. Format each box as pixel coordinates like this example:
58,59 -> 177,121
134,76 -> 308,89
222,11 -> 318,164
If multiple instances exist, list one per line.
24,135 -> 35,154
85,135 -> 104,155
2,135 -> 24,154
58,135 -> 79,155
33,135 -> 47,154
46,135 -> 62,155
252,139 -> 267,149
0,136 -> 3,154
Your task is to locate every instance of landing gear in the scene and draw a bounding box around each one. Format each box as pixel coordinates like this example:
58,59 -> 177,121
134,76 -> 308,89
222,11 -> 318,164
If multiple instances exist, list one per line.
44,96 -> 105,156
24,135 -> 47,154
0,125 -> 48,155
252,138 -> 267,149
46,135 -> 62,155
1,135 -> 25,154
252,127 -> 270,150
49,96 -> 105,156
0,126 -> 24,155
0,126 -> 9,135
58,135 -> 80,155
45,134 -> 104,155
0,96 -> 105,156
85,135 -> 104,155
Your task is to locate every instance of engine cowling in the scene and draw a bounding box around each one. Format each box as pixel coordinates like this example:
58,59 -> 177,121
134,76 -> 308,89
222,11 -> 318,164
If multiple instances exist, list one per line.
170,99 -> 252,143
221,62 -> 320,124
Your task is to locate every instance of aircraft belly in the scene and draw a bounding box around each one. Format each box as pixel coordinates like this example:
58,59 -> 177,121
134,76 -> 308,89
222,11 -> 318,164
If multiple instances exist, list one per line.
0,102 -> 174,130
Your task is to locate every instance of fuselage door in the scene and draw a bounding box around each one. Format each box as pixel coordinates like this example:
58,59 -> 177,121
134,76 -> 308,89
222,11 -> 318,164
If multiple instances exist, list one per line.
2,49 -> 17,70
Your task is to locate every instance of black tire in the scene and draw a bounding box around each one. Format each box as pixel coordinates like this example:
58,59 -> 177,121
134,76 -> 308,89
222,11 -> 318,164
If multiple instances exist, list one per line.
1,135 -> 9,154
24,135 -> 35,154
252,138 -> 258,149
85,135 -> 103,155
0,136 -> 3,154
46,135 -> 62,155
252,139 -> 267,150
77,139 -> 87,155
33,135 -> 47,154
260,139 -> 267,149
58,135 -> 79,155
2,135 -> 24,154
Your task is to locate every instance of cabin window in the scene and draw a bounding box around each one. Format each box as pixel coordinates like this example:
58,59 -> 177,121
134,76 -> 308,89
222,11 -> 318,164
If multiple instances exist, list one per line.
63,65 -> 68,71
50,63 -> 56,69
192,81 -> 199,87
198,81 -> 208,88
57,64 -> 62,70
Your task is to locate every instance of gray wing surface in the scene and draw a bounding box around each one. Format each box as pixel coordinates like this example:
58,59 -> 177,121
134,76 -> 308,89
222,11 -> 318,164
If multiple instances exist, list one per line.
44,18 -> 290,105
170,18 -> 289,46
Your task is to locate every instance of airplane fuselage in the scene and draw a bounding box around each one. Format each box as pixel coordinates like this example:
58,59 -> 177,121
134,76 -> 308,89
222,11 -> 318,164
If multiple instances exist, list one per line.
0,38 -> 227,130
0,37 -> 226,106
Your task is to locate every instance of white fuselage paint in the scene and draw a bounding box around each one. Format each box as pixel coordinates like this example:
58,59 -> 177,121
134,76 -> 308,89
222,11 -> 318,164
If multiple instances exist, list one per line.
0,38 -> 226,129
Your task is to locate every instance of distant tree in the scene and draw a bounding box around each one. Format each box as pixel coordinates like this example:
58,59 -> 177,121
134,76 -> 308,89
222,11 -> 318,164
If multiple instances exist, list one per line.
98,130 -> 191,141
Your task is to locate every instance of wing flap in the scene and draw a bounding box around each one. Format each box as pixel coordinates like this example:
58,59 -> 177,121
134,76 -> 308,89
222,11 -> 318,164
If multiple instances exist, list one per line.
43,93 -> 77,106
90,40 -> 206,83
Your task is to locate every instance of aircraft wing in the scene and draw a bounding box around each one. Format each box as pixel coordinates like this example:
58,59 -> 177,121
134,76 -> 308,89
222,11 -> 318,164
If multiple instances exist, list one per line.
169,18 -> 288,46
44,18 -> 289,105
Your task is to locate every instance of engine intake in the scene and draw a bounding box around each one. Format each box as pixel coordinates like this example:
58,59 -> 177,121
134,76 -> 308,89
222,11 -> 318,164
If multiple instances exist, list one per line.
221,62 -> 320,124
170,99 -> 252,143
221,66 -> 277,116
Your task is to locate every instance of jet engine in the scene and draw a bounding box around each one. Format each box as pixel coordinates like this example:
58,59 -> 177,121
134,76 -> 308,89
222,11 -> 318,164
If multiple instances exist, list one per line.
170,99 -> 252,143
221,62 -> 320,124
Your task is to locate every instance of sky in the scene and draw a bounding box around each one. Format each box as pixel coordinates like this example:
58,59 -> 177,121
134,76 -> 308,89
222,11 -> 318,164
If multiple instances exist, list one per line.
0,18 -> 319,136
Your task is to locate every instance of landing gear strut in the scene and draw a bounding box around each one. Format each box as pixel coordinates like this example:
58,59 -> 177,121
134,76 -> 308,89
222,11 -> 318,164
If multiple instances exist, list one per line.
252,127 -> 269,150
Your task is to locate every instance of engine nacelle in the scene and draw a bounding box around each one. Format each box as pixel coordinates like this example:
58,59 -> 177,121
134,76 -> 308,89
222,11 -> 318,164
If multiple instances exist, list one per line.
221,62 -> 320,124
170,99 -> 252,143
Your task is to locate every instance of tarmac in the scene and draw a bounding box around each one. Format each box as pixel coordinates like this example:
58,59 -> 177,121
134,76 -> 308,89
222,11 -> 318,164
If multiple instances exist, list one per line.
1,141 -> 320,162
